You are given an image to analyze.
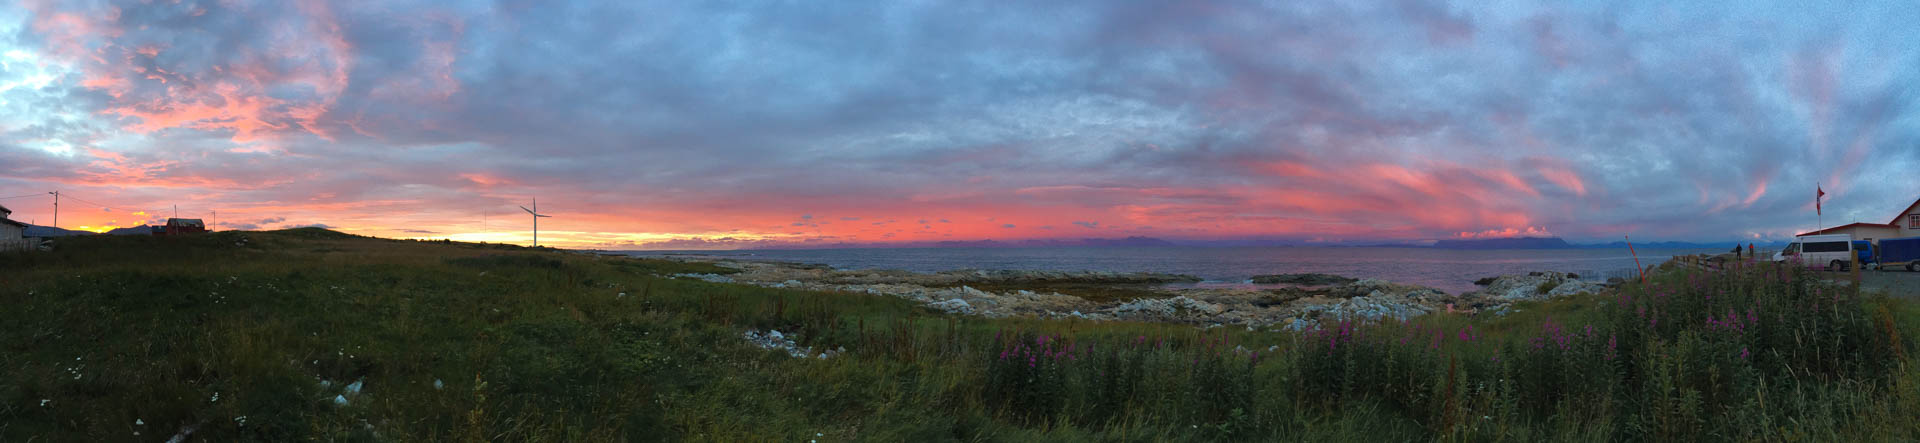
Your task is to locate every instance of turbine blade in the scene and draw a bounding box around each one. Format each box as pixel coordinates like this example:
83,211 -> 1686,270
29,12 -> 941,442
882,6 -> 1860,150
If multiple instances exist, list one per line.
520,206 -> 537,215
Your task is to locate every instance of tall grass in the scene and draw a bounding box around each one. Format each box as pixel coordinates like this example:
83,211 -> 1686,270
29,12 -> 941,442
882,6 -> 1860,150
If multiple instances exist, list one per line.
1,231 -> 1915,441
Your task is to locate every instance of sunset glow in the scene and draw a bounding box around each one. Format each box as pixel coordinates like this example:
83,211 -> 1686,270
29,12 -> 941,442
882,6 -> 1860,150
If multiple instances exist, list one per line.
2,1 -> 1917,249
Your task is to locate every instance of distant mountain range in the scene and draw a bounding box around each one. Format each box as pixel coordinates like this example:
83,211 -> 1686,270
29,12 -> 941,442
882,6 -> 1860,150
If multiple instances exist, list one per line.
747,236 -> 1783,251
1431,237 -> 1572,249
752,236 -> 1179,250
19,224 -> 161,237
22,225 -> 92,237
107,225 -> 159,236
1436,237 -> 1784,250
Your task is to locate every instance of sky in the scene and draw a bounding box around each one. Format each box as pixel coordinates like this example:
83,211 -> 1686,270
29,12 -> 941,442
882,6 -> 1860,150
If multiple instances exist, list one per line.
1,1 -> 1916,249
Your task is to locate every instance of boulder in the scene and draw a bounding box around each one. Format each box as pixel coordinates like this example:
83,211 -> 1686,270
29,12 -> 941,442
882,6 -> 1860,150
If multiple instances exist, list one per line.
1109,296 -> 1222,320
929,298 -> 974,315
1464,271 -> 1600,301
1546,280 -> 1607,297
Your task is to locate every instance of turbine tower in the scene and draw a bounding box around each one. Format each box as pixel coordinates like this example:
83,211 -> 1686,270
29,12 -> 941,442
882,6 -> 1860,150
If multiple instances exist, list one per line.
520,198 -> 552,247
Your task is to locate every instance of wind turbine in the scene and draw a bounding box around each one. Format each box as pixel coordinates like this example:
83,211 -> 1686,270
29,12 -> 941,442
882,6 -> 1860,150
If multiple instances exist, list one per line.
520,198 -> 552,247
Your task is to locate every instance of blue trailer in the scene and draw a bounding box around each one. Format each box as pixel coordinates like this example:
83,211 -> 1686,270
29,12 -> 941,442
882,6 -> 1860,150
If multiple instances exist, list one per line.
1854,240 -> 1876,265
1878,237 -> 1920,272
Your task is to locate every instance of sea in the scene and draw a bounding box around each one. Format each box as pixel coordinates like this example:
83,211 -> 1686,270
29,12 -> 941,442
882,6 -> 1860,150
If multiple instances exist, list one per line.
621,246 -> 1727,294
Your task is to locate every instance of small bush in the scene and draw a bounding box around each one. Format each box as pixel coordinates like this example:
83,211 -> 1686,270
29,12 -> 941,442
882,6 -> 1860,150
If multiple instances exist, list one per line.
1536,280 -> 1561,294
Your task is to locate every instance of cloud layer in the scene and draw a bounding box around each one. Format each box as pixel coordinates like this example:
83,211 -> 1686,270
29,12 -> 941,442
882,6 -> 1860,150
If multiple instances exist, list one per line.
2,1 -> 1916,248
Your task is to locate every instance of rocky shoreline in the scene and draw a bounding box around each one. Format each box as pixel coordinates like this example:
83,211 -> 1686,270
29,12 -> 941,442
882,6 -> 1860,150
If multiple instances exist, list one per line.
660,257 -> 1635,329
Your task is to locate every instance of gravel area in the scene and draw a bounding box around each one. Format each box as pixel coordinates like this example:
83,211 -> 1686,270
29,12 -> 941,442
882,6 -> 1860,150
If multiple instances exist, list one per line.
1859,269 -> 1920,298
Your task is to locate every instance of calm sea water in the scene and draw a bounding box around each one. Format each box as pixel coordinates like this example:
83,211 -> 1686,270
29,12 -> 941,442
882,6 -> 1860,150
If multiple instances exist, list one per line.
622,246 -> 1724,294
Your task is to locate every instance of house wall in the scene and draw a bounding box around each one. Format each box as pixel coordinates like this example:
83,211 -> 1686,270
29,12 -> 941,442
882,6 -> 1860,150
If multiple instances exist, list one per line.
0,223 -> 25,252
1897,205 -> 1920,239
1847,225 -> 1903,243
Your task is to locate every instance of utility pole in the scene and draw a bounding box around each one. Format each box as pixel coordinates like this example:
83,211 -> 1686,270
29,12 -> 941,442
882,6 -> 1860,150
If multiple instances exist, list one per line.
48,191 -> 58,227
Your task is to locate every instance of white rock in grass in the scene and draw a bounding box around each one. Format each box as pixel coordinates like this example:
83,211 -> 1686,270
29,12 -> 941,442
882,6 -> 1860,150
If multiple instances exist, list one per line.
345,379 -> 364,395
136,419 -> 145,425
434,379 -> 444,390
334,395 -> 350,406
929,298 -> 973,315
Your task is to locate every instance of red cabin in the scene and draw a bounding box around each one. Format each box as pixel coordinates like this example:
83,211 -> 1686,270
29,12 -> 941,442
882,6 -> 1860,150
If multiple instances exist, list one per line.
161,218 -> 208,235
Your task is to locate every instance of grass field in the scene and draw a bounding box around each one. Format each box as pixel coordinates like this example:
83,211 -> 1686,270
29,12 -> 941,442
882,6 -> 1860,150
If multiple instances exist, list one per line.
2,229 -> 1917,441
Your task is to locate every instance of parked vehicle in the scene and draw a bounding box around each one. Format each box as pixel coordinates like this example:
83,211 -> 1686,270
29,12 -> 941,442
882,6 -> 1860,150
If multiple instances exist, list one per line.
1773,234 -> 1857,271
1877,237 -> 1920,272
1854,240 -> 1876,265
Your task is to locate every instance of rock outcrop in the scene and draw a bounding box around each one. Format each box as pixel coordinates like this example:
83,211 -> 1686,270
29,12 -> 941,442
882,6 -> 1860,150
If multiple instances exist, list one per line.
1462,271 -> 1605,301
659,258 -> 1616,328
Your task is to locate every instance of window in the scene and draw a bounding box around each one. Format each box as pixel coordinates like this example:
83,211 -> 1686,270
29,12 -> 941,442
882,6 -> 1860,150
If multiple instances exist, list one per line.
1804,241 -> 1850,253
1911,214 -> 1919,229
1784,243 -> 1801,255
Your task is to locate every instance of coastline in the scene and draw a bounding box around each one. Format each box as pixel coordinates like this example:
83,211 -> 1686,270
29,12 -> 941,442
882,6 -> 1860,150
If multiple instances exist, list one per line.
642,254 -> 1686,329
619,246 -> 1716,294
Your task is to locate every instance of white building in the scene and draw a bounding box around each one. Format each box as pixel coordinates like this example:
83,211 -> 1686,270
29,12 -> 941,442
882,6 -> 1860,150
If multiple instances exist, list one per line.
1797,196 -> 1920,243
0,204 -> 30,252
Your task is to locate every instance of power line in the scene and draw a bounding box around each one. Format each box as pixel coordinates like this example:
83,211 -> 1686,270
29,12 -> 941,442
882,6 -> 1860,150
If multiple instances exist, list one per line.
0,193 -> 44,200
52,193 -> 172,215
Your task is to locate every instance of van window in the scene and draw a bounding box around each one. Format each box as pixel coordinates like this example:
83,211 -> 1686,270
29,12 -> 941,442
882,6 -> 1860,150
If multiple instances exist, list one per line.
1803,241 -> 1850,253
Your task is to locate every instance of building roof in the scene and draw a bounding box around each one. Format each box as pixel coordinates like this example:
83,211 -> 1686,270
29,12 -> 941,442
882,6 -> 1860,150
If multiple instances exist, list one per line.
1889,196 -> 1920,225
1797,222 -> 1898,237
0,203 -> 22,228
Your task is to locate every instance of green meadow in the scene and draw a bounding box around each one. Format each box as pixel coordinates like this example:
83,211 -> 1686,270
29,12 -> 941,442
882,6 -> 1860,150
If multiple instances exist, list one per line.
3,229 -> 1917,441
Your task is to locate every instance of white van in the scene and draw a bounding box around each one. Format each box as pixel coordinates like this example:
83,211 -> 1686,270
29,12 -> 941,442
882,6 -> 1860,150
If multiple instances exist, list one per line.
1773,234 -> 1857,270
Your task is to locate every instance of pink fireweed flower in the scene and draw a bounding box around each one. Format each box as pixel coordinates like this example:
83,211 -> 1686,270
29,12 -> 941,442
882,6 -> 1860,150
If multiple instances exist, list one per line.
1605,334 -> 1617,360
1740,347 -> 1749,360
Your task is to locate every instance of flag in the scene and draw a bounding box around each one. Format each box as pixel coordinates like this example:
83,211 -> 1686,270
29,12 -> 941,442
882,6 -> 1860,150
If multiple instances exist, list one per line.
1817,185 -> 1825,215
